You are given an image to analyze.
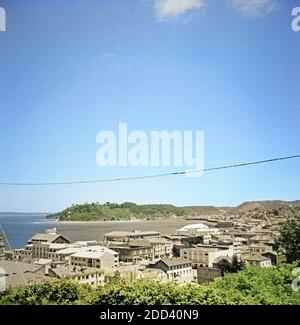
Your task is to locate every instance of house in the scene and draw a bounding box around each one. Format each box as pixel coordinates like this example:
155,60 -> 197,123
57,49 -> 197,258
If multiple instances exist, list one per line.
180,236 -> 204,247
54,246 -> 85,264
109,241 -> 154,263
47,242 -> 98,261
249,243 -> 272,255
103,230 -> 160,243
216,221 -> 235,229
245,255 -> 272,268
248,235 -> 274,246
70,246 -> 119,269
261,251 -> 285,266
148,258 -> 193,284
48,266 -> 105,288
180,245 -> 234,268
176,224 -> 219,237
147,238 -> 173,259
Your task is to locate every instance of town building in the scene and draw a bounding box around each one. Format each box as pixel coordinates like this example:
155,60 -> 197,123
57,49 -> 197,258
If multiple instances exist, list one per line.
103,230 -> 160,243
180,245 -> 234,268
109,241 -> 154,263
48,266 -> 105,287
0,260 -> 50,290
148,258 -> 193,284
176,224 -> 219,237
261,251 -> 285,266
70,246 -> 119,269
249,243 -> 273,255
216,221 -> 235,229
245,255 -> 272,267
140,238 -> 173,259
27,228 -> 70,259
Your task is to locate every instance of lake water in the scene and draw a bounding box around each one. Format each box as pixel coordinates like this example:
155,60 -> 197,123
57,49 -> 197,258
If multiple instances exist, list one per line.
0,213 -> 195,249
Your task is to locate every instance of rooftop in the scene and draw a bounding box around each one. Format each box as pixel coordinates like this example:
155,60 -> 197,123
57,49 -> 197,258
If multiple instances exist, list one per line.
70,246 -> 118,259
246,255 -> 271,262
159,257 -> 192,267
178,223 -> 209,231
104,230 -> 159,237
49,266 -> 102,278
0,260 -> 50,289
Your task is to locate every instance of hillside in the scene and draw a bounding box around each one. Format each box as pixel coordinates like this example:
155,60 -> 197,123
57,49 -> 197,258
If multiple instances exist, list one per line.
233,200 -> 288,212
47,200 -> 300,222
47,202 -> 185,221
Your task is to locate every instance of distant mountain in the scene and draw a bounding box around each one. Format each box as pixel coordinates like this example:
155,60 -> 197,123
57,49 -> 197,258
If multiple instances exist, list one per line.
183,206 -> 227,216
0,212 -> 48,216
232,200 -> 288,213
289,200 -> 300,206
48,200 -> 300,222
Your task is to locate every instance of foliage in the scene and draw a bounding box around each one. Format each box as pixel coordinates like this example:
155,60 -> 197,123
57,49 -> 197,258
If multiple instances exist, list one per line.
0,280 -> 94,305
47,202 -> 186,221
223,254 -> 246,274
275,214 -> 300,263
1,264 -> 300,305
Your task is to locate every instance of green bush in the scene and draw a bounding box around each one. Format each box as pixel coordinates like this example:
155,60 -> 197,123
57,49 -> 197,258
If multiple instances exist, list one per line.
1,264 -> 300,305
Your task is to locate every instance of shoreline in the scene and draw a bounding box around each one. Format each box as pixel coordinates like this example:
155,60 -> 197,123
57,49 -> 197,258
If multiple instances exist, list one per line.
47,217 -> 186,225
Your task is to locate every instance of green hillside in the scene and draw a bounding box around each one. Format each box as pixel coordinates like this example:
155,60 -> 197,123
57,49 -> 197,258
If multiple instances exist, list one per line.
47,202 -> 186,221
47,200 -> 300,222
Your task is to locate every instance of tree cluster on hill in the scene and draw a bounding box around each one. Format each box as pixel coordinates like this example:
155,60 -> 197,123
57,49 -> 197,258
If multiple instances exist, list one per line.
47,202 -> 186,221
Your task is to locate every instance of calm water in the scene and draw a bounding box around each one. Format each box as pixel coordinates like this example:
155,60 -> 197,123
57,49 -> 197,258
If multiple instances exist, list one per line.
0,213 -> 195,249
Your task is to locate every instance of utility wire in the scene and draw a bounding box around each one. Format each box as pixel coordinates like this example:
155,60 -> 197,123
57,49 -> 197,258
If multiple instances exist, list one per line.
0,154 -> 299,187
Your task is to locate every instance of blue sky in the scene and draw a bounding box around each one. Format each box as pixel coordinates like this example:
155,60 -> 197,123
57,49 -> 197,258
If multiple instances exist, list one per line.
0,0 -> 299,212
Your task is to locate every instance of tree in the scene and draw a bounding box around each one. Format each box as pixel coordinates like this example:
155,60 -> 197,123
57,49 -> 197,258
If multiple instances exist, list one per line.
223,254 -> 246,274
275,215 -> 300,263
1,265 -> 300,305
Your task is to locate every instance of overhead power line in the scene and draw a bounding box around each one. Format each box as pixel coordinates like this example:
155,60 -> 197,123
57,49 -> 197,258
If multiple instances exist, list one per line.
0,154 -> 299,187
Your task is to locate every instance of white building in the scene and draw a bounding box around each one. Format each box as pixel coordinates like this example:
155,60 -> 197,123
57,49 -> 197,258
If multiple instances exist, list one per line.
176,224 -> 219,237
70,246 -> 119,270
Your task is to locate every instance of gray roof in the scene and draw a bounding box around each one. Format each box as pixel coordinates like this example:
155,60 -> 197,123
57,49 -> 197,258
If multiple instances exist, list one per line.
49,266 -> 102,279
160,257 -> 192,267
0,260 -> 50,289
28,233 -> 65,243
246,255 -> 271,262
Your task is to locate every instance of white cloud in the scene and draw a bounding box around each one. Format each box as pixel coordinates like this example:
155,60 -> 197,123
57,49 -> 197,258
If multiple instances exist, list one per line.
228,0 -> 280,18
155,0 -> 206,20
